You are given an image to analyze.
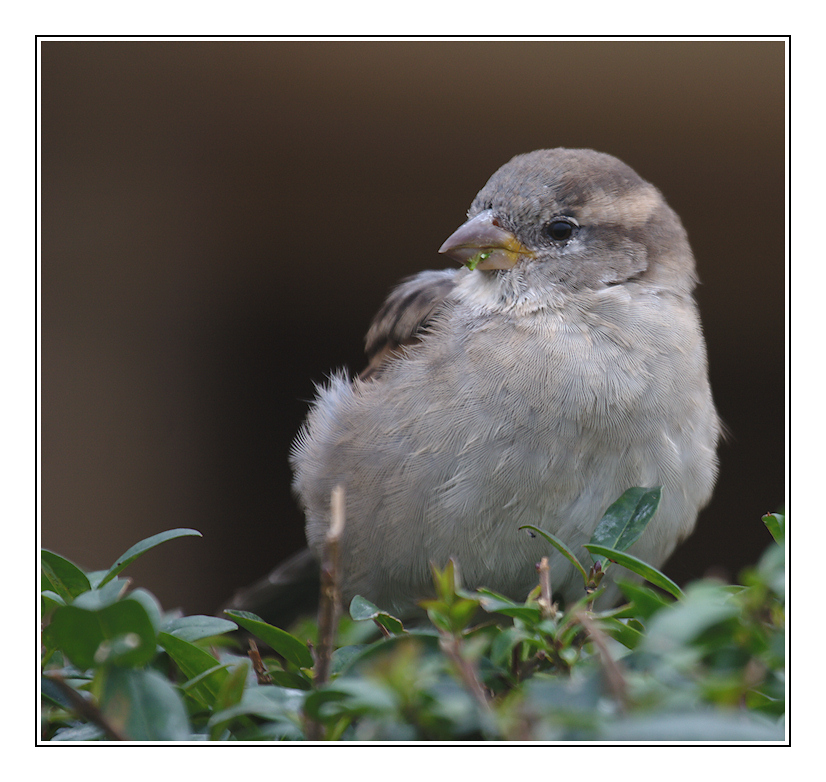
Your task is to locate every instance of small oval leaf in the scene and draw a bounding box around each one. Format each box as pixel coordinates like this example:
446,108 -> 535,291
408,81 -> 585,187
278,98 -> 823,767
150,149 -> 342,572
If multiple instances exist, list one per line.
161,615 -> 238,642
158,632 -> 229,704
224,609 -> 314,669
41,550 -> 91,601
100,667 -> 191,740
588,486 -> 662,565
583,544 -> 684,599
349,595 -> 382,621
349,595 -> 405,634
519,525 -> 588,582
762,512 -> 785,544
98,528 -> 202,587
49,591 -> 161,670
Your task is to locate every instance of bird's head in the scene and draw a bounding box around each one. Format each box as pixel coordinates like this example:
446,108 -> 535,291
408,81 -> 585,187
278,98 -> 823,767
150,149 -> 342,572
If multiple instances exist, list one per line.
439,148 -> 696,294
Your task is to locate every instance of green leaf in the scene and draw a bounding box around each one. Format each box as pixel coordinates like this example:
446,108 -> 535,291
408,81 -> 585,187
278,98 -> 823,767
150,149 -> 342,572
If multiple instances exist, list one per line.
41,590 -> 65,621
518,525 -> 588,583
328,631 -> 441,678
330,644 -> 368,676
643,581 -> 739,653
178,663 -> 236,704
489,625 -> 532,668
762,512 -> 785,544
161,614 -> 238,642
214,661 -> 250,716
41,550 -> 91,601
449,597 -> 481,630
349,594 -> 381,621
269,670 -> 313,690
476,589 -> 543,624
207,687 -> 306,738
349,595 -> 406,635
223,610 -> 314,669
420,601 -> 452,634
430,559 -> 461,601
48,588 -> 161,669
588,486 -> 662,565
616,577 -> 672,619
303,678 -> 398,722
599,616 -> 645,649
583,544 -> 684,599
755,543 -> 785,599
98,528 -> 202,588
71,576 -> 127,608
85,570 -> 110,589
157,632 -> 229,704
100,667 -> 191,740
41,674 -> 76,710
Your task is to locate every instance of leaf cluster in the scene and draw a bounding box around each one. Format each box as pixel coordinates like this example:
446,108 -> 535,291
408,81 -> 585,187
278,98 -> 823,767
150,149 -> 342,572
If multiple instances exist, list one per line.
40,495 -> 786,742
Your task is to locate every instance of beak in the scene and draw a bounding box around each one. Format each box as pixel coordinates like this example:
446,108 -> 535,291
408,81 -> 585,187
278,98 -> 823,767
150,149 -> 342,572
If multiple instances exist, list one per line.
438,211 -> 534,270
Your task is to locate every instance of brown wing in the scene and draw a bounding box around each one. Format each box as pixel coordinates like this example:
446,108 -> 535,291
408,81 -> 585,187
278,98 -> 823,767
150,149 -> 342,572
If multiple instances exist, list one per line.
360,269 -> 459,381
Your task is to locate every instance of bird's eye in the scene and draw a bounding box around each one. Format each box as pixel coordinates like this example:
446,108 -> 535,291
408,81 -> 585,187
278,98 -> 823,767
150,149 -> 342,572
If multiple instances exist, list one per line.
543,218 -> 578,242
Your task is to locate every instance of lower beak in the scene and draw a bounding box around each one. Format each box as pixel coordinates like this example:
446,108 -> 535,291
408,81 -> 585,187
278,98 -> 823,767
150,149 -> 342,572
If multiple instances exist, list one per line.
438,211 -> 534,270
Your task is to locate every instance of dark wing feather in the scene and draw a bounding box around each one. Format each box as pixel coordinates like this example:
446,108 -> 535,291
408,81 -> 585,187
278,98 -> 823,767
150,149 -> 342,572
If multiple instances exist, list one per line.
360,269 -> 459,380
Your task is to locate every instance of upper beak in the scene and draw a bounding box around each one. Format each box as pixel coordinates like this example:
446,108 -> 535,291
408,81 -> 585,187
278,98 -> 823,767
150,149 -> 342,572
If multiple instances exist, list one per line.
438,211 -> 534,270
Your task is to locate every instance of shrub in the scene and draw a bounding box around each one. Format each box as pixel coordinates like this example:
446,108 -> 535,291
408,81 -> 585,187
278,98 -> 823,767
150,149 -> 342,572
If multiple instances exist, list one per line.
40,492 -> 785,742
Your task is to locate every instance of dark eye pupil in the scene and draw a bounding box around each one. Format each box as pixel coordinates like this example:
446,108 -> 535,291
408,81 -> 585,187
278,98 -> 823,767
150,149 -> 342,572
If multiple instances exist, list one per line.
546,219 -> 574,241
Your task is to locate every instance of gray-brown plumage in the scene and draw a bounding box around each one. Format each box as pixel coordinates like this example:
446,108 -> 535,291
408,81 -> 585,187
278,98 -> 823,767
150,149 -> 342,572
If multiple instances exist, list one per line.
291,148 -> 720,618
360,270 -> 457,381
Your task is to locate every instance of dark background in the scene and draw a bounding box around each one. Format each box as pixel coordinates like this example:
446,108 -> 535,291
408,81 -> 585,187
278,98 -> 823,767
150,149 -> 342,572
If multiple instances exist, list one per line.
41,40 -> 786,617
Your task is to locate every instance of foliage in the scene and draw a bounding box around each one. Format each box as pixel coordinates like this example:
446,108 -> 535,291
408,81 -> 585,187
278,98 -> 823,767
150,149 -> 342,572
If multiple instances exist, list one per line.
40,493 -> 786,742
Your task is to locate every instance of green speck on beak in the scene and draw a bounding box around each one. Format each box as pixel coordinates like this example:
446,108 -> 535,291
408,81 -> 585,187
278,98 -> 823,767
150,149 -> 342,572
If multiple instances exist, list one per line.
466,251 -> 492,271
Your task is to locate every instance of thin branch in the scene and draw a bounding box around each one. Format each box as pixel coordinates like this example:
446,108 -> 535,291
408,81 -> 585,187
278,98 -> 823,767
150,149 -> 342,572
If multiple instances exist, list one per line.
247,639 -> 272,685
574,610 -> 628,712
536,556 -> 555,619
306,484 -> 345,740
314,484 -> 345,686
372,619 -> 391,638
43,671 -> 128,741
438,634 -> 492,715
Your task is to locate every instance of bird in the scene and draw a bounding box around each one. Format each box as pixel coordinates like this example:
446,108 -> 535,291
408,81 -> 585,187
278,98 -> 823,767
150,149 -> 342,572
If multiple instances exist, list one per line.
239,148 -> 721,623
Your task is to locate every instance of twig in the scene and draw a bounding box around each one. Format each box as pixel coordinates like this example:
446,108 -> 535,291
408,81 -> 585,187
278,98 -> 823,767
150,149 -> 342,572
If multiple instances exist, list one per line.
438,634 -> 492,716
536,556 -> 555,619
574,610 -> 628,712
373,620 -> 391,638
43,671 -> 128,741
247,639 -> 272,685
315,484 -> 345,685
306,484 -> 345,740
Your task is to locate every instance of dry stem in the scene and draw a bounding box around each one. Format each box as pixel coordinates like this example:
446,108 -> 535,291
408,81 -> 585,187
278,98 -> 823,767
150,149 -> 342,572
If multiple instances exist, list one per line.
305,484 -> 345,740
574,609 -> 628,711
43,671 -> 128,741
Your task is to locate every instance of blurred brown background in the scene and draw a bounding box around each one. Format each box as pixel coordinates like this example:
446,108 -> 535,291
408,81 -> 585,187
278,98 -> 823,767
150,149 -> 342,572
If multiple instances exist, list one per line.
40,40 -> 786,617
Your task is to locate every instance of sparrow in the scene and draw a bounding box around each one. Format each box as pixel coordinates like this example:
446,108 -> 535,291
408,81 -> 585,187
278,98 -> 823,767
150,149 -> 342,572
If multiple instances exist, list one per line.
285,148 -> 720,620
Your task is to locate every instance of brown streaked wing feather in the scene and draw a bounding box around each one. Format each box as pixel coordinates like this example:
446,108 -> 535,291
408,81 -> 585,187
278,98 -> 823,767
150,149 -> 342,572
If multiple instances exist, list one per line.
360,269 -> 458,381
